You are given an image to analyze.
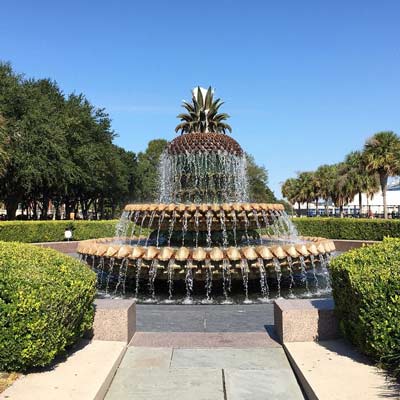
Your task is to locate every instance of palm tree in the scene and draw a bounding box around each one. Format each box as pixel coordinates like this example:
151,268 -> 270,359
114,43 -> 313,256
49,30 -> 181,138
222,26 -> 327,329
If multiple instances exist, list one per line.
363,131 -> 400,219
296,171 -> 316,216
314,164 -> 337,215
175,87 -> 232,134
282,178 -> 301,215
344,151 -> 379,216
331,163 -> 356,218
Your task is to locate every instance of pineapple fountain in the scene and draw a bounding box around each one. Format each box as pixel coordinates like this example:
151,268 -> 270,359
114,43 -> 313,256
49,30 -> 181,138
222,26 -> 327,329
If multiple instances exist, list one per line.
78,87 -> 335,303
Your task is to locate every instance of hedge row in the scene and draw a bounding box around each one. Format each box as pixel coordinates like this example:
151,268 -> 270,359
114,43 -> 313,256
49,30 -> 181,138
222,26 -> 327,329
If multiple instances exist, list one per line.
0,242 -> 96,371
2,217 -> 400,243
330,238 -> 400,377
0,220 -> 119,243
293,217 -> 400,241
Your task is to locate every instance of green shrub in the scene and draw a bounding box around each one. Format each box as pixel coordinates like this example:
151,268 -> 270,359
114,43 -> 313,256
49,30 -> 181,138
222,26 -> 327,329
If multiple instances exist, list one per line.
0,220 -> 119,243
293,217 -> 400,240
330,238 -> 400,377
0,242 -> 96,371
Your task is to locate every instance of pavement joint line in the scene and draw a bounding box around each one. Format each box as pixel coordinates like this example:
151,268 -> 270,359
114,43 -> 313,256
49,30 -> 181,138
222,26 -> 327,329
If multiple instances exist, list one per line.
222,369 -> 228,400
169,347 -> 174,369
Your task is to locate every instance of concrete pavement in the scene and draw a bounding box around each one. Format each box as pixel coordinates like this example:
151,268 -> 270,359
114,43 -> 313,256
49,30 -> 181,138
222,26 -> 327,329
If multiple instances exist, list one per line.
105,346 -> 305,400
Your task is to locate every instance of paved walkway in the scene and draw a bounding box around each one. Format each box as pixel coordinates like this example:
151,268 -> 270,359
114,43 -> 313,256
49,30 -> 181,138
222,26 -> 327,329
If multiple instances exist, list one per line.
105,347 -> 305,400
104,304 -> 305,399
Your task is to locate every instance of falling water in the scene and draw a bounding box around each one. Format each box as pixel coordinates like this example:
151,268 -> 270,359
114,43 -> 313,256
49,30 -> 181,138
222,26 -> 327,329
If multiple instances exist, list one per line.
167,259 -> 175,301
144,211 -> 156,246
194,210 -> 200,247
258,258 -> 269,301
319,253 -> 331,291
158,150 -> 249,203
184,261 -> 194,303
273,258 -> 282,299
299,256 -> 311,296
148,259 -> 159,300
220,210 -> 228,248
204,260 -> 213,302
181,212 -> 188,246
221,259 -> 232,303
156,210 -> 165,247
137,212 -> 147,245
310,254 -> 320,292
114,258 -> 129,296
206,210 -> 213,248
240,259 -> 251,303
97,257 -> 106,289
105,258 -> 115,295
253,210 -> 263,244
261,210 -> 271,237
115,210 -> 131,241
167,211 -> 177,247
286,256 -> 295,298
232,211 -> 238,246
243,212 -> 250,245
134,259 -> 142,299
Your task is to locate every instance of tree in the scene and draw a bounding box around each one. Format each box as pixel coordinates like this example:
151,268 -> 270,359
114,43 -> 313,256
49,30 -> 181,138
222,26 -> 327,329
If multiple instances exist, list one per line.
246,154 -> 277,202
175,87 -> 232,134
344,151 -> 379,215
330,163 -> 356,218
281,177 -> 301,215
136,139 -> 168,201
0,114 -> 9,176
314,164 -> 337,215
296,171 -> 316,215
363,131 -> 400,218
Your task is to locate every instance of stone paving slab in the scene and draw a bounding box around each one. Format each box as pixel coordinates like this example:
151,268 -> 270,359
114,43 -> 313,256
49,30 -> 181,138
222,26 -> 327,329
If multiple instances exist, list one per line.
285,340 -> 400,400
171,348 -> 289,369
224,368 -> 305,400
130,332 -> 280,347
105,368 -> 224,400
118,347 -> 172,369
1,340 -> 126,400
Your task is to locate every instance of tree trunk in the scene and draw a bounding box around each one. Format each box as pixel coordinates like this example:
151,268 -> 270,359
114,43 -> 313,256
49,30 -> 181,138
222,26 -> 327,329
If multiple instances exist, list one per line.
65,197 -> 71,220
315,198 -> 318,217
380,174 -> 388,219
297,202 -> 301,217
5,199 -> 18,220
340,203 -> 344,218
358,192 -> 362,217
306,202 -> 309,216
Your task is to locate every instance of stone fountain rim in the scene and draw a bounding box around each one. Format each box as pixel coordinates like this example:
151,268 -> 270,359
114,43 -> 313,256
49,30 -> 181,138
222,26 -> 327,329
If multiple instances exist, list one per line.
123,202 -> 285,212
77,235 -> 335,262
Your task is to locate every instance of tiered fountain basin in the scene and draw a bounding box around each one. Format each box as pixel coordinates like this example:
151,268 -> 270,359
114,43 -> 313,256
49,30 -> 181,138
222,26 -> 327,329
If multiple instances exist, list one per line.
77,202 -> 335,286
77,235 -> 334,279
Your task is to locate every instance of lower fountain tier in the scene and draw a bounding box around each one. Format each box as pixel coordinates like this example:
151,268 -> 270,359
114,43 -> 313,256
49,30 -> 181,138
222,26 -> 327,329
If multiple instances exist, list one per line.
77,236 -> 335,263
85,253 -> 330,282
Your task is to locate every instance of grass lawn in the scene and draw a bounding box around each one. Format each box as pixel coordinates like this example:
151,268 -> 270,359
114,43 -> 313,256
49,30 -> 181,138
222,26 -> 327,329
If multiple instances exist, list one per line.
0,372 -> 20,393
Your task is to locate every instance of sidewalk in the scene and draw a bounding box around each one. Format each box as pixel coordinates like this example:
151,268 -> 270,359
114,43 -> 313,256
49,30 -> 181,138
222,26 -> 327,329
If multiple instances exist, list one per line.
105,346 -> 305,400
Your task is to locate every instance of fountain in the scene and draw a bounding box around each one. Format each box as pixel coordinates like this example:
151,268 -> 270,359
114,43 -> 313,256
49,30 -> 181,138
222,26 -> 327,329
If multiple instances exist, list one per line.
77,87 -> 335,303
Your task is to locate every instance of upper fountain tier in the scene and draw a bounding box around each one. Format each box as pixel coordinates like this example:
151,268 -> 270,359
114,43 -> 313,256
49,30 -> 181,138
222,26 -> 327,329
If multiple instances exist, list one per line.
166,132 -> 244,156
159,132 -> 249,204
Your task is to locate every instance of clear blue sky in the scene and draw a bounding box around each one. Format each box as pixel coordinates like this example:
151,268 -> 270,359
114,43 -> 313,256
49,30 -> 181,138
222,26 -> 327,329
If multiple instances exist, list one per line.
1,0 -> 399,197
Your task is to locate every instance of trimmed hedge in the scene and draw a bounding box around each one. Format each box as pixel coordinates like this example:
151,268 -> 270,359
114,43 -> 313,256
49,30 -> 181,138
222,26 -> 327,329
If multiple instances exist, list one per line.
0,242 -> 96,371
0,220 -> 119,243
293,217 -> 400,241
330,238 -> 400,377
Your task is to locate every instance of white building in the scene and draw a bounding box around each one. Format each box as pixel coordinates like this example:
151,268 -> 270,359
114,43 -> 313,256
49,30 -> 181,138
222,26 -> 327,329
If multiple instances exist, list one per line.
292,178 -> 400,217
